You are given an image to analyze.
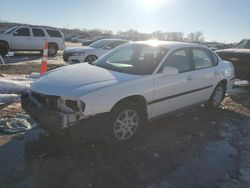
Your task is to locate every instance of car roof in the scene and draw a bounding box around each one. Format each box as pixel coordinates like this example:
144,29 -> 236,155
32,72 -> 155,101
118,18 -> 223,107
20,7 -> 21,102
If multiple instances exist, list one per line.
17,25 -> 60,30
132,40 -> 206,49
97,38 -> 129,42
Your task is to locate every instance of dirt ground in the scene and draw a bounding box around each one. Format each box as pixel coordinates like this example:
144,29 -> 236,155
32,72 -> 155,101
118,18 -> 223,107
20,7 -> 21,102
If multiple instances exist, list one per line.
0,86 -> 250,188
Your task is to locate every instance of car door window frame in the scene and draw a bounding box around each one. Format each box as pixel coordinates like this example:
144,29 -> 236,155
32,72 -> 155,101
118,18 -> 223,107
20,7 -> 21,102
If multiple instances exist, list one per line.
157,47 -> 192,74
190,47 -> 217,70
32,28 -> 45,37
13,27 -> 31,37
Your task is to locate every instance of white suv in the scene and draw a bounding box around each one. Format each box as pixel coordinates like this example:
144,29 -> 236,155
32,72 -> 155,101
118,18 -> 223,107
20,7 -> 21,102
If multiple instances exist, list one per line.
63,39 -> 129,64
22,41 -> 235,144
0,26 -> 66,56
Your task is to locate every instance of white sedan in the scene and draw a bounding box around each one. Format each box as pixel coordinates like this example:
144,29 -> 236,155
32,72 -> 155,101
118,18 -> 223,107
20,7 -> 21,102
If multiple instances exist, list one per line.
22,41 -> 235,144
63,39 -> 129,64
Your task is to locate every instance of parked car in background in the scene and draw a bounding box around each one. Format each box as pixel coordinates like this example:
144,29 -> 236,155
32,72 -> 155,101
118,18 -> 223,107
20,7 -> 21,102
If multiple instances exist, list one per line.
82,36 -> 110,46
22,41 -> 235,144
205,42 -> 232,51
63,39 -> 129,64
216,39 -> 250,80
74,36 -> 88,43
0,26 -> 66,56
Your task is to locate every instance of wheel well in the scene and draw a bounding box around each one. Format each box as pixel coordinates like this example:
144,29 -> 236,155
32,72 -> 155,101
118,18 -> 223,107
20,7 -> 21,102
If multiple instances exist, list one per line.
218,79 -> 227,88
86,54 -> 98,58
48,42 -> 58,50
0,40 -> 10,49
113,95 -> 147,114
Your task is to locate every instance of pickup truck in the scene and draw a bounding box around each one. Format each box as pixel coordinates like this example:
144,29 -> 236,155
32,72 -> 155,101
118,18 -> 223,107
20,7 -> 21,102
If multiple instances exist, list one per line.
0,26 -> 66,56
216,39 -> 250,80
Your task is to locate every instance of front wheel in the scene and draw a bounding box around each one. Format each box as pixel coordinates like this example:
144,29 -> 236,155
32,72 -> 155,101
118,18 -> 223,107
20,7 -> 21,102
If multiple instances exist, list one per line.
105,100 -> 145,144
207,83 -> 226,109
84,55 -> 98,64
0,43 -> 9,57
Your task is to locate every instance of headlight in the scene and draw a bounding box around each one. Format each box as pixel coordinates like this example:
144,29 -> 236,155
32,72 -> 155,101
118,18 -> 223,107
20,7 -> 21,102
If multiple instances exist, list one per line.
79,101 -> 86,112
72,52 -> 85,56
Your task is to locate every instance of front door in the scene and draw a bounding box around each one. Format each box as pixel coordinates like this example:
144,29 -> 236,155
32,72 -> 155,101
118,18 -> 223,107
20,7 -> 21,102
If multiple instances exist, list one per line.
11,27 -> 33,50
151,48 -> 199,118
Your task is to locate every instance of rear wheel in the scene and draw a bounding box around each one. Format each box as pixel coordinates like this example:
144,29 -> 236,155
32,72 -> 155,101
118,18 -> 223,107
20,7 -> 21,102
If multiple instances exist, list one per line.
207,83 -> 226,109
48,44 -> 58,56
105,100 -> 145,144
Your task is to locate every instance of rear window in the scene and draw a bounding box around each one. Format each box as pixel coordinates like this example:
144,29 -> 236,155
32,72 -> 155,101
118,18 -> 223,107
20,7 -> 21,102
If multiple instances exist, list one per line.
192,48 -> 214,69
46,29 -> 62,38
32,28 -> 45,37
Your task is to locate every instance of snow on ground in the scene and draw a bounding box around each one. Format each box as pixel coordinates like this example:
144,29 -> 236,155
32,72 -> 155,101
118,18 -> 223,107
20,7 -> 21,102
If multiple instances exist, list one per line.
0,94 -> 20,108
0,73 -> 40,108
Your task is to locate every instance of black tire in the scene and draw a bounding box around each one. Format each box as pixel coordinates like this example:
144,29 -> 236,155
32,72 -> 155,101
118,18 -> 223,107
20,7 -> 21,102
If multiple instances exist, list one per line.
105,100 -> 146,145
48,44 -> 58,56
207,83 -> 226,109
0,43 -> 9,57
84,55 -> 98,64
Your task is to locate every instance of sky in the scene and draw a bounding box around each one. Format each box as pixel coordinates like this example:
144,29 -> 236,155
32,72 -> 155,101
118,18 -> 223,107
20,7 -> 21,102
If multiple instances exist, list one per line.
1,0 -> 250,43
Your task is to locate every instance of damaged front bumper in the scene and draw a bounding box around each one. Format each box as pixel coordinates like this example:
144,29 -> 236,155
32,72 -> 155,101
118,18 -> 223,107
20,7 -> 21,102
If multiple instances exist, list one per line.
21,93 -> 89,131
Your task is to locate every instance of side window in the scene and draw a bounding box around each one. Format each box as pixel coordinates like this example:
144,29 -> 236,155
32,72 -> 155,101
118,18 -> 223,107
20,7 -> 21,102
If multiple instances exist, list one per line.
32,28 -> 45,37
46,29 -> 62,38
163,49 -> 191,73
244,40 -> 250,49
13,28 -> 30,36
211,52 -> 218,65
192,48 -> 214,69
105,41 -> 126,49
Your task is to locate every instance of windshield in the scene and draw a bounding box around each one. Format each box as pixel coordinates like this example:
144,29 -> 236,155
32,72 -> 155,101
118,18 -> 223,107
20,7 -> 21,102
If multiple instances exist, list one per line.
94,43 -> 168,75
89,39 -> 111,48
235,39 -> 250,49
3,26 -> 18,34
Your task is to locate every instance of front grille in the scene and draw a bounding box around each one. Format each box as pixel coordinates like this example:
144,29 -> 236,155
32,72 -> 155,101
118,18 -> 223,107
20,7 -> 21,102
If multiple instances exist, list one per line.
31,92 -> 59,110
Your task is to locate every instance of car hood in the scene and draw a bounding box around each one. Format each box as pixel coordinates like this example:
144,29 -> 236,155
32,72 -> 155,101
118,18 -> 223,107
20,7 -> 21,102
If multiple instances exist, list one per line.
216,48 -> 250,54
31,63 -> 139,97
64,46 -> 94,53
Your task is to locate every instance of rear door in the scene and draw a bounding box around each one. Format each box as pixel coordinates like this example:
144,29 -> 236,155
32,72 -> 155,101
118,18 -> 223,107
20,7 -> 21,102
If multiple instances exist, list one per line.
189,47 -> 220,101
31,28 -> 47,50
10,27 -> 33,50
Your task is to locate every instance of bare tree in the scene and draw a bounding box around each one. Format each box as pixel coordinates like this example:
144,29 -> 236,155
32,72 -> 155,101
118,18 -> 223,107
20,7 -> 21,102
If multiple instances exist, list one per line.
187,31 -> 205,43
165,32 -> 184,41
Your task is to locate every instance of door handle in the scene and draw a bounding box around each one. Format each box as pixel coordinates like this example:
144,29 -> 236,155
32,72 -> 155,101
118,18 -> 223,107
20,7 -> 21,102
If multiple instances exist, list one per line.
186,75 -> 193,81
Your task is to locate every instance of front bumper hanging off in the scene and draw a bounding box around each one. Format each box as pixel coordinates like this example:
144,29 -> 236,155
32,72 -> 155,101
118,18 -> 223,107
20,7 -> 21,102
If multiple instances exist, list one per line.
21,93 -> 86,131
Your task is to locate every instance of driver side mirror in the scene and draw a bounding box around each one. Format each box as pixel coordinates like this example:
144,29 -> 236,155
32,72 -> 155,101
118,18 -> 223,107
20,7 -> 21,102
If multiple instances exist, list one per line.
13,31 -> 18,36
162,66 -> 179,75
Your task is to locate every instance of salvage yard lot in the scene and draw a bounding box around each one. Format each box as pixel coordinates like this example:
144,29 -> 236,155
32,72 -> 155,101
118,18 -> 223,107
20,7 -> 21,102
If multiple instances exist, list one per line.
1,41 -> 250,188
0,85 -> 250,187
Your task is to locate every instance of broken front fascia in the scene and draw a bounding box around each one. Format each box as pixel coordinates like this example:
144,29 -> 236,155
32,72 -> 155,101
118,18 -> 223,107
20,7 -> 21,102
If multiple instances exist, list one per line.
26,90 -> 89,129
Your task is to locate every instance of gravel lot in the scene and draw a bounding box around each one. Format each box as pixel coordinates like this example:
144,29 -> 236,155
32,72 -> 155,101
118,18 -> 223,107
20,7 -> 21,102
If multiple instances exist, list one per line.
0,43 -> 250,187
0,86 -> 250,188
